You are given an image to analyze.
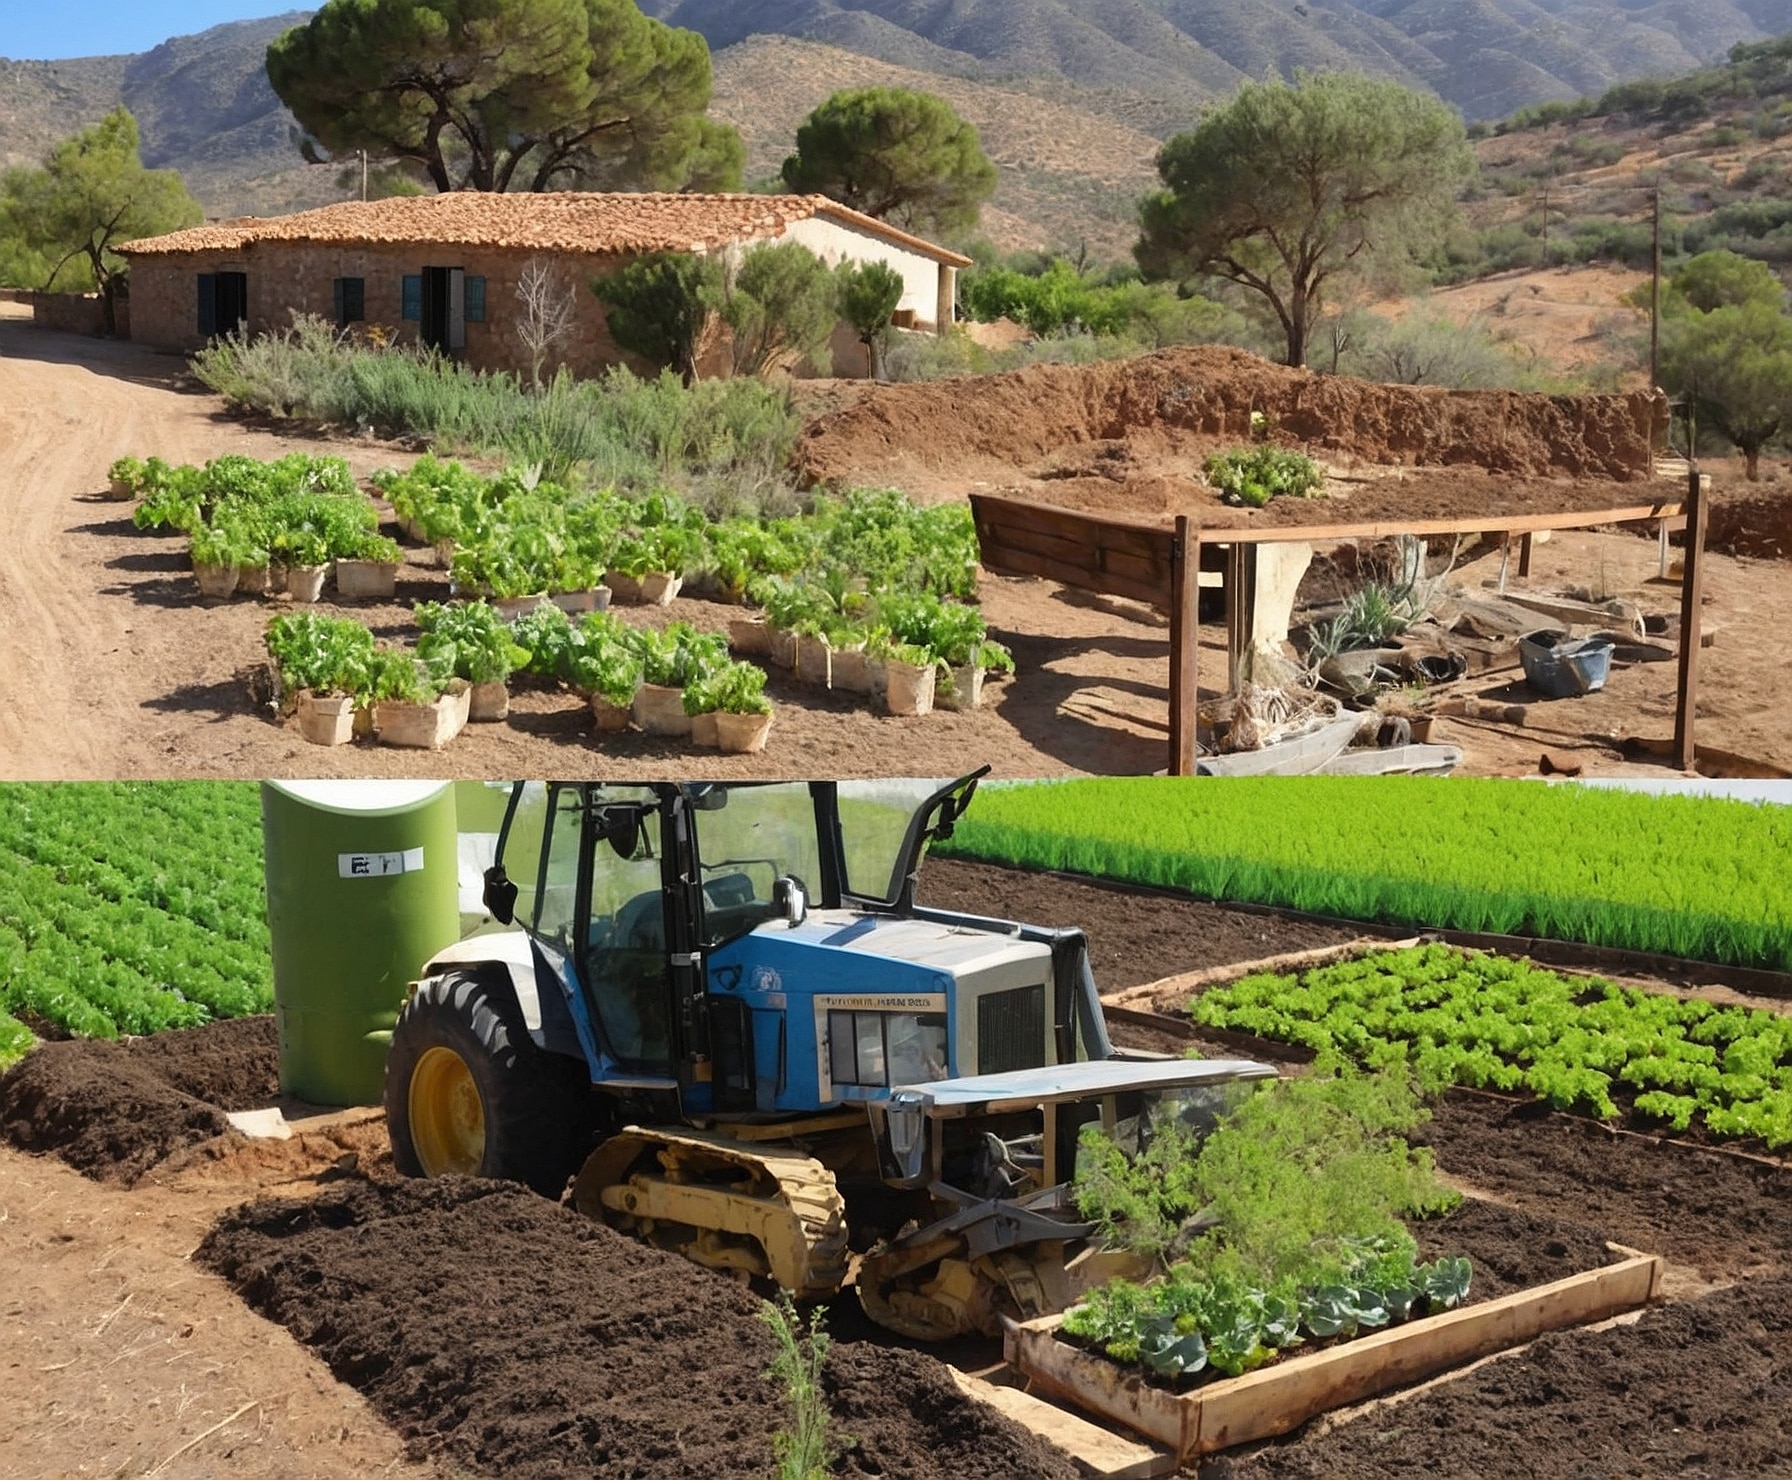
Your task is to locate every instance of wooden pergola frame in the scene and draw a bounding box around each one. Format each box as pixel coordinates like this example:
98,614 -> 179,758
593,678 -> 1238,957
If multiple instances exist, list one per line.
970,466 -> 1708,776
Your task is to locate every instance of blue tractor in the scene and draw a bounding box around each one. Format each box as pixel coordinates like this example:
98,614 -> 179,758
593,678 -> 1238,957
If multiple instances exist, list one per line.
385,775 -> 1273,1339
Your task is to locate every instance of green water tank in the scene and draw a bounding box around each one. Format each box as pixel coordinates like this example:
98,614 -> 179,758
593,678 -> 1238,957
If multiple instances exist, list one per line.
261,780 -> 461,1107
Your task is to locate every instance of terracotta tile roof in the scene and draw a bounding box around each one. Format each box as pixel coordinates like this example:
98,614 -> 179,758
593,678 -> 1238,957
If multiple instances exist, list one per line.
117,191 -> 973,266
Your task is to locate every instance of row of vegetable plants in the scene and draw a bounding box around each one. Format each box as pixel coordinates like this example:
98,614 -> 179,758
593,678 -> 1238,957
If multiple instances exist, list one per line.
114,451 -> 1011,720
0,783 -> 270,1068
1192,943 -> 1792,1148
375,457 -> 1009,715
1062,1069 -> 1472,1388
265,603 -> 776,752
934,778 -> 1792,971
116,453 -> 403,601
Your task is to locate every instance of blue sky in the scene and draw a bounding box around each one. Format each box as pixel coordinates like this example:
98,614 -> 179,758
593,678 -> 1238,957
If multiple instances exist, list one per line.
0,3 -> 303,60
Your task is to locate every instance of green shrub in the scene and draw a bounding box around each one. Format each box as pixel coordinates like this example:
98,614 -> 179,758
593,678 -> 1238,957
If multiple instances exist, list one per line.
1203,446 -> 1324,507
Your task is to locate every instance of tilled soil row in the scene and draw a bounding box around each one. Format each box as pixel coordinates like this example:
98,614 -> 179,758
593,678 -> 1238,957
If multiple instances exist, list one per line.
196,1177 -> 1079,1480
0,1016 -> 279,1184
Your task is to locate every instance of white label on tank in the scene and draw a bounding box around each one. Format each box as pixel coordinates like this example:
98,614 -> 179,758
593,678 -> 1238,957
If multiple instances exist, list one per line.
338,847 -> 425,879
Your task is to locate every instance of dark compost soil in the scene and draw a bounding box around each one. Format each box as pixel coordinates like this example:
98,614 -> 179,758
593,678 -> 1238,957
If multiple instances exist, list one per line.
196,1177 -> 1079,1480
1208,1274 -> 1792,1480
917,857 -> 1361,991
0,1016 -> 279,1184
1413,1196 -> 1614,1302
1421,1092 -> 1792,1283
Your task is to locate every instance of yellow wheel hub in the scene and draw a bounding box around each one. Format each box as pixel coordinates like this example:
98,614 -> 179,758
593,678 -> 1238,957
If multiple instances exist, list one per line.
409,1045 -> 485,1176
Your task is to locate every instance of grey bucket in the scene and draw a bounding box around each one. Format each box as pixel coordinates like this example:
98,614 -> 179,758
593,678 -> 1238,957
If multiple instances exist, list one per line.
1519,629 -> 1616,698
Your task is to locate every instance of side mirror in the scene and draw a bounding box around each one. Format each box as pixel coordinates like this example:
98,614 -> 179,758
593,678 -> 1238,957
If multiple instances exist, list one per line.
595,804 -> 648,860
482,865 -> 518,925
773,875 -> 808,929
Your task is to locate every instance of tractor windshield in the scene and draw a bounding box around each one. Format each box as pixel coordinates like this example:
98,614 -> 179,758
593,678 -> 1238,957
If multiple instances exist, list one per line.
692,782 -> 825,948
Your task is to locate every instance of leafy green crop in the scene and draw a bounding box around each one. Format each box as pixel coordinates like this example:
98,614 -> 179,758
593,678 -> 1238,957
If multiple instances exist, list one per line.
0,784 -> 271,1062
1194,944 -> 1792,1149
1203,446 -> 1324,508
1063,1237 -> 1472,1385
938,778 -> 1792,972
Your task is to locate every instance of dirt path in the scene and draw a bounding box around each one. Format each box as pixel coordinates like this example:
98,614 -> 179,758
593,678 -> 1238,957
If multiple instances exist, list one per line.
0,1141 -> 435,1480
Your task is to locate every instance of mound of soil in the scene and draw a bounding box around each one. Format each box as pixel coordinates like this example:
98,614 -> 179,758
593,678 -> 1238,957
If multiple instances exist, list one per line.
1707,485 -> 1792,559
1209,1275 -> 1792,1479
1416,1197 -> 1615,1302
197,1178 -> 1079,1480
1422,1092 -> 1792,1283
919,857 -> 1359,991
795,347 -> 1665,502
0,1016 -> 279,1184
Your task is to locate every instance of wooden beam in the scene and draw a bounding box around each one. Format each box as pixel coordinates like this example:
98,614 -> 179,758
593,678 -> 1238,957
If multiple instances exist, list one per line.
1673,464 -> 1707,770
1518,530 -> 1533,578
1194,501 -> 1685,546
1168,515 -> 1199,777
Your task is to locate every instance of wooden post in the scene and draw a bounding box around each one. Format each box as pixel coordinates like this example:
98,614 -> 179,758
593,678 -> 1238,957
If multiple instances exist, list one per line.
1518,531 -> 1533,578
1224,543 -> 1257,693
1672,465 -> 1706,771
1168,515 -> 1199,777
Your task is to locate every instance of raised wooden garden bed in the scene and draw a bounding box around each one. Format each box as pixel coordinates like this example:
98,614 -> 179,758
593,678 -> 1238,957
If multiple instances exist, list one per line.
1006,1244 -> 1662,1464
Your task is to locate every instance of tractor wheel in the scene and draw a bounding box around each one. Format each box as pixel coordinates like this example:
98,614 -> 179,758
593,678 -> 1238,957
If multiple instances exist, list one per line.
385,972 -> 592,1197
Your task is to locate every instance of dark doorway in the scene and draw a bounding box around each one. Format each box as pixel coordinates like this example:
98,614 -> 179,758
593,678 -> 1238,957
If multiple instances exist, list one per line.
418,266 -> 465,353
196,271 -> 248,337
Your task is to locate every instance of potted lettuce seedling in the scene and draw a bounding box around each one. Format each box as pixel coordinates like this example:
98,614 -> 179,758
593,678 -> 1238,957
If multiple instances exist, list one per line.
366,647 -> 469,749
190,520 -> 267,600
271,527 -> 332,602
264,612 -> 377,745
107,456 -> 148,502
414,600 -> 530,722
711,661 -> 774,754
868,632 -> 940,717
571,640 -> 643,733
335,530 -> 404,600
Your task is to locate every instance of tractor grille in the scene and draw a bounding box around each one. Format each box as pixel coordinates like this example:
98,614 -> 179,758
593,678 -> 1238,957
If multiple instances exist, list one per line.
977,985 -> 1046,1076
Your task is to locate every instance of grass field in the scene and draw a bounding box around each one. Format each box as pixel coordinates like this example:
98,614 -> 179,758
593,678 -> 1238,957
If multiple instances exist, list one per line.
937,779 -> 1792,971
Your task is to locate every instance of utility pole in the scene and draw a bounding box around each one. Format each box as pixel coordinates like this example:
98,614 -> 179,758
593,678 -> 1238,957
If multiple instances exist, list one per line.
1650,184 -> 1662,390
359,149 -> 368,203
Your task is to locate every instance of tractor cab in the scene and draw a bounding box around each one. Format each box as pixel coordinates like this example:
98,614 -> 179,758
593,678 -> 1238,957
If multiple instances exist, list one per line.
472,774 -> 1102,1120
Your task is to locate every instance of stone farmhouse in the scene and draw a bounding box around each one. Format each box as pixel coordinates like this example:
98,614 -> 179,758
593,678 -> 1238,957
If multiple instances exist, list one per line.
118,191 -> 971,378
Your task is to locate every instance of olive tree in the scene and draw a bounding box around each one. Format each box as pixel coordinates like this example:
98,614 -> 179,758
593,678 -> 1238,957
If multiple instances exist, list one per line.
720,243 -> 839,378
594,251 -> 724,383
837,260 -> 904,379
1662,300 -> 1792,480
1137,73 -> 1473,368
0,108 -> 201,334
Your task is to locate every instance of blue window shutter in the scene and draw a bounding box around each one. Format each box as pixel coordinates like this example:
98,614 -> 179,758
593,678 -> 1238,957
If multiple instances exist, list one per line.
197,274 -> 216,336
464,275 -> 486,323
402,274 -> 422,322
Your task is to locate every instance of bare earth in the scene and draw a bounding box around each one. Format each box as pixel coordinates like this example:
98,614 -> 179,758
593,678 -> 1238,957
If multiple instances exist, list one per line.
3,309 -> 1790,780
0,1124 -> 433,1480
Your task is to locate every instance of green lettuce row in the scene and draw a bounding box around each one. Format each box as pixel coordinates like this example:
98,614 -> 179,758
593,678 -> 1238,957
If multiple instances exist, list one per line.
1195,944 -> 1792,1148
0,784 -> 271,1044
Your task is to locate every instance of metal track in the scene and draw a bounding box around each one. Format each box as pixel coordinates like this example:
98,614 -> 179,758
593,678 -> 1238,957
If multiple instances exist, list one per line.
572,1126 -> 849,1299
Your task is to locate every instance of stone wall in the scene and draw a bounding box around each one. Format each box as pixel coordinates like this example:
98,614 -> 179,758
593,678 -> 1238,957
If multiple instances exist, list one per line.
25,292 -> 130,338
126,240 -> 655,379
